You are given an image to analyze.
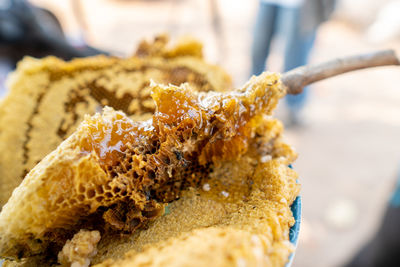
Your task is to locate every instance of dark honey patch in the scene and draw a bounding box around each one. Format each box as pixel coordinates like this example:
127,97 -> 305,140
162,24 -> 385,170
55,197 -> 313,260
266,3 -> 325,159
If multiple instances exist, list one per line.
22,89 -> 47,168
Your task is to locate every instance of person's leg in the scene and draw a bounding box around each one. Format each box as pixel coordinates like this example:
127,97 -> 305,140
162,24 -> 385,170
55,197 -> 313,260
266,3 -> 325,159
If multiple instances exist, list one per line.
250,2 -> 277,76
276,6 -> 316,124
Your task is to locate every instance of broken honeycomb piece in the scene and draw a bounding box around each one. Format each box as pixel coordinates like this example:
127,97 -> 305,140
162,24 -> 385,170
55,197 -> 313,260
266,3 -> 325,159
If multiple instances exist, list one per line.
135,34 -> 203,59
0,72 -> 284,261
0,35 -> 232,208
58,229 -> 101,267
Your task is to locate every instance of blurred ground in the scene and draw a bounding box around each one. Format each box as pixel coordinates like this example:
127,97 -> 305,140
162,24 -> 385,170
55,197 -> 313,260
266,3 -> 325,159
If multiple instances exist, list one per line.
23,0 -> 400,266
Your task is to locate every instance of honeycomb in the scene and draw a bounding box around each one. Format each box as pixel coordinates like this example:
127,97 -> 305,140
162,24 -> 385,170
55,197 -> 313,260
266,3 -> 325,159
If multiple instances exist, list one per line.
0,35 -> 231,209
0,72 -> 288,263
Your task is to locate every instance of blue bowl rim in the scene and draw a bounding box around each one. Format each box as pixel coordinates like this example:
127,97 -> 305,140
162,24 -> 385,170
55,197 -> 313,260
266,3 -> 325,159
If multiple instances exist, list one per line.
286,164 -> 301,267
286,195 -> 301,266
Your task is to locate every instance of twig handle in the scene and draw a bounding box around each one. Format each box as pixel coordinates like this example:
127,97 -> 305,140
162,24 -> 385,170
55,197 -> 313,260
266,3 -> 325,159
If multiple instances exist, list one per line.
282,49 -> 400,95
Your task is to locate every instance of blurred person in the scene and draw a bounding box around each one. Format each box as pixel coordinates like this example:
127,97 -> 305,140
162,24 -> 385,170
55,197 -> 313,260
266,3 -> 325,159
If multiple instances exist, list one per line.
251,0 -> 336,126
0,0 -> 106,94
343,173 -> 400,267
0,0 -> 105,66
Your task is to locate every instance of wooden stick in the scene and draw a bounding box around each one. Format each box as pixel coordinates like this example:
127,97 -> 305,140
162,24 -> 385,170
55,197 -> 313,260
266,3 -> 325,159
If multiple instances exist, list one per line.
282,49 -> 400,95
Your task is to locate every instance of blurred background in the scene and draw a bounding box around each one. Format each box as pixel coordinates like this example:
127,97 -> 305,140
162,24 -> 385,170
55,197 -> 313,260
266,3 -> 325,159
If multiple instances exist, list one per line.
1,0 -> 400,266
